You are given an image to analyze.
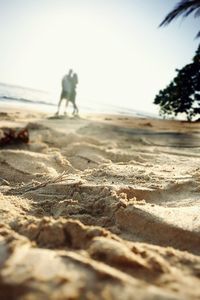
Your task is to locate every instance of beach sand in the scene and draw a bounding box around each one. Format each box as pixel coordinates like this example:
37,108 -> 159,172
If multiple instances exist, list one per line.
0,107 -> 200,299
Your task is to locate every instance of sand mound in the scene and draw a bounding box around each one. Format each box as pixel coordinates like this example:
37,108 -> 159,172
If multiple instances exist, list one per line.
1,112 -> 200,299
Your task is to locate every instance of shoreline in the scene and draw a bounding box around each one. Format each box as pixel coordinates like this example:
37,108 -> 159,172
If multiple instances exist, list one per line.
0,95 -> 159,118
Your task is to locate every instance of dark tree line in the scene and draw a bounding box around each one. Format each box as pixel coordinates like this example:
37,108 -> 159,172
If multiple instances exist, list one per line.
154,1 -> 200,121
154,45 -> 200,121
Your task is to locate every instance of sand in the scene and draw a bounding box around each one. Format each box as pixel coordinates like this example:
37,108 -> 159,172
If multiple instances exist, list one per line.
0,107 -> 200,299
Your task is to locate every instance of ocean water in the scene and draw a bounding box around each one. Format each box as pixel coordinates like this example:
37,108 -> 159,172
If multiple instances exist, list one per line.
0,82 -> 157,118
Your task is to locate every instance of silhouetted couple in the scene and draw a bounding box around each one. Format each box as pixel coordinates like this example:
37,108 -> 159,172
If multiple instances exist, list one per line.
56,69 -> 79,116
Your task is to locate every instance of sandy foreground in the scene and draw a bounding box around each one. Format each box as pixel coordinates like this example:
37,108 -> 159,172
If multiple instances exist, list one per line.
0,107 -> 200,300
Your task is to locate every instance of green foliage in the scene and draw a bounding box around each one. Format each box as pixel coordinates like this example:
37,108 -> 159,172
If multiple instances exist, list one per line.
154,45 -> 200,121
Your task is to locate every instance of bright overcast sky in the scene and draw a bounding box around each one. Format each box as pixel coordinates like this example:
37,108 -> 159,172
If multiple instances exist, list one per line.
0,0 -> 199,113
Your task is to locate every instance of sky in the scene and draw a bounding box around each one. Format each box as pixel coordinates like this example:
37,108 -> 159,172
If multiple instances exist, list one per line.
0,0 -> 199,113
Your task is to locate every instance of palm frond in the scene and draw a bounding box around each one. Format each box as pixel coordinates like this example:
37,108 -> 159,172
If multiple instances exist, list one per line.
160,0 -> 200,27
195,30 -> 200,38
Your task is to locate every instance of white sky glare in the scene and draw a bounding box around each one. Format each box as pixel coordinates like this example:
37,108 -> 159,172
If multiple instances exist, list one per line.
0,0 -> 199,113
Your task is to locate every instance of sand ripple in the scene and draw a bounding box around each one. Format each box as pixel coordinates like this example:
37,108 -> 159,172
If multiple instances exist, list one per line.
1,114 -> 200,299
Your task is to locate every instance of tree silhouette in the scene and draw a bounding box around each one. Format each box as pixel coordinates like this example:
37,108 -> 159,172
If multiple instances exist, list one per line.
160,0 -> 200,38
154,45 -> 200,121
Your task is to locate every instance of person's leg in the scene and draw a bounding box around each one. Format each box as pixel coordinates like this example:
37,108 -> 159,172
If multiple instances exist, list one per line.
64,99 -> 69,115
72,101 -> 75,115
73,102 -> 79,115
71,90 -> 78,115
55,91 -> 64,115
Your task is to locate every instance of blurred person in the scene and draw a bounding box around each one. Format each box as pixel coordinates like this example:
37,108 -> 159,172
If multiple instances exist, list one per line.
56,69 -> 73,116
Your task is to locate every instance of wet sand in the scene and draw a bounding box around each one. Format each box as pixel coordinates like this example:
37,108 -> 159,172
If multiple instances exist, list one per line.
0,108 -> 200,299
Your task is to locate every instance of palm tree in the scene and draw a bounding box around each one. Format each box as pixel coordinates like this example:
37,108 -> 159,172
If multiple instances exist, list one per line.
160,0 -> 200,37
